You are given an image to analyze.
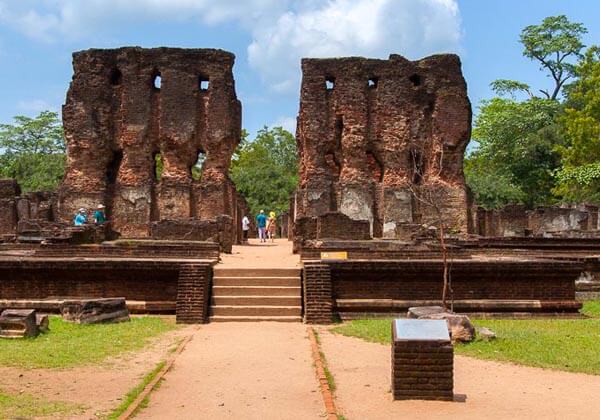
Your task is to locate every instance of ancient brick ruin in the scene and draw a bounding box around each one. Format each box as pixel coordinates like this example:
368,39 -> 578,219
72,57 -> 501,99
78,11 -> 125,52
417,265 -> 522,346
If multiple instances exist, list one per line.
1,49 -> 599,323
58,47 -> 245,247
294,54 -> 471,241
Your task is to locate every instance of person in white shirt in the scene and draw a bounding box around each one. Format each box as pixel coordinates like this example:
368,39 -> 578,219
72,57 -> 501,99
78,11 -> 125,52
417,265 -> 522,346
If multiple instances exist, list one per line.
242,215 -> 250,244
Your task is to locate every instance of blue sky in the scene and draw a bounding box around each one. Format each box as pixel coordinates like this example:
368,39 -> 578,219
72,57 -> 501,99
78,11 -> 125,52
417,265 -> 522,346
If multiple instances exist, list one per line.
0,0 -> 598,138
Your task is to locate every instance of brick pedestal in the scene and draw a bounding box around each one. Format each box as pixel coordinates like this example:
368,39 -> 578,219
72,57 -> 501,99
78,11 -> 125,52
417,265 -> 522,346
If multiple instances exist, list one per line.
303,263 -> 333,324
392,319 -> 453,401
176,263 -> 212,324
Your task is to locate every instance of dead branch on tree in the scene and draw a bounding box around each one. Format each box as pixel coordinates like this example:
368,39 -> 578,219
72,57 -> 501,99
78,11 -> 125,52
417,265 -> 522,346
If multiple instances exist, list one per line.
407,146 -> 454,310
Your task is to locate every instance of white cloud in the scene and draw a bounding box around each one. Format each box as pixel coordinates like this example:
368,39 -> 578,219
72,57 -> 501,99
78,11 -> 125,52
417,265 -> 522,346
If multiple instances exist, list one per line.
248,0 -> 462,92
0,0 -> 287,42
0,0 -> 463,93
271,116 -> 297,134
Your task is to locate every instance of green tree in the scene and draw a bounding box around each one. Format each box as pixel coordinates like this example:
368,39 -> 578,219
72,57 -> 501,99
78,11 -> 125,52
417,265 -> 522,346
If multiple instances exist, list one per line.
466,98 -> 563,208
493,15 -> 587,100
0,111 -> 65,191
554,47 -> 600,202
466,15 -> 591,208
230,126 -> 298,216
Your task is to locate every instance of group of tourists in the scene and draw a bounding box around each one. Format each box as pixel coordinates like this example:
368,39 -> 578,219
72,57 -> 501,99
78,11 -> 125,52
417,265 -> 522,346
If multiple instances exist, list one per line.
73,204 -> 107,226
241,210 -> 277,244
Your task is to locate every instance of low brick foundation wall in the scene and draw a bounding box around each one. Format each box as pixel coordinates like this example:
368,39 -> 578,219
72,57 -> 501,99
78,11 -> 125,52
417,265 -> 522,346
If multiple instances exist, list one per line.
150,216 -> 234,253
0,258 -> 215,324
302,258 -> 583,322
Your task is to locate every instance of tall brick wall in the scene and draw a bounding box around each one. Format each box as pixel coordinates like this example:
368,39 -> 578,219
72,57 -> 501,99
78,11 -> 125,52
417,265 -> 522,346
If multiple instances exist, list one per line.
295,54 -> 472,239
58,47 -> 243,239
0,179 -> 20,236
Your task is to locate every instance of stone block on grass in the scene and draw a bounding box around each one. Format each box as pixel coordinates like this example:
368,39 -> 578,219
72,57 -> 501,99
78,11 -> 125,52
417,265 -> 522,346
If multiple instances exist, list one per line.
61,298 -> 130,324
407,306 -> 475,343
407,306 -> 447,319
0,309 -> 39,338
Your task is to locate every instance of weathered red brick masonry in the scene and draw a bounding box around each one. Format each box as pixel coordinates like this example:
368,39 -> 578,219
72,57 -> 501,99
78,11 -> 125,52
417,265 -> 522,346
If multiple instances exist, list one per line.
1,48 -> 598,323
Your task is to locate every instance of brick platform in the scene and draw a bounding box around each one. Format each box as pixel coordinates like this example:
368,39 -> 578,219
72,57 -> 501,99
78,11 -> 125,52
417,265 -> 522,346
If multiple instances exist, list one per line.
301,254 -> 584,321
0,242 -> 218,324
392,319 -> 453,401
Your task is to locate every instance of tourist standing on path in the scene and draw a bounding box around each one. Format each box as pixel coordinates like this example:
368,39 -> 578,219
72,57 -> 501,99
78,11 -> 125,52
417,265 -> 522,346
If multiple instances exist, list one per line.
256,210 -> 267,243
242,215 -> 250,244
93,204 -> 107,225
73,208 -> 87,226
266,211 -> 277,242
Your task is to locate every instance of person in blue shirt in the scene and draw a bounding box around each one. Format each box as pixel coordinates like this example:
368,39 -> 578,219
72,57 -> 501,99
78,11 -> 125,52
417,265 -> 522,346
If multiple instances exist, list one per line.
256,210 -> 267,243
73,208 -> 87,226
93,204 -> 107,225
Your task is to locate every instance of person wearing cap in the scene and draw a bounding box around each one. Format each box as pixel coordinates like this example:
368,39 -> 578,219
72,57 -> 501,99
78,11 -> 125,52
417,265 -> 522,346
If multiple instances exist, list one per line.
93,204 -> 107,225
266,211 -> 277,242
73,208 -> 87,226
256,210 -> 267,243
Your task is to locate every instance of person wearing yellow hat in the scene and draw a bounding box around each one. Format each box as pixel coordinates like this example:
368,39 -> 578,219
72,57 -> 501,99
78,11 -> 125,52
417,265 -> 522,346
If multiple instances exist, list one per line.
266,211 -> 277,242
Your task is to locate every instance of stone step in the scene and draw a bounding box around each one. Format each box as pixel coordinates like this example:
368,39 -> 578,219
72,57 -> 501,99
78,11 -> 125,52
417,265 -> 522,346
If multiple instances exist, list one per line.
212,286 -> 301,296
212,276 -> 300,287
211,296 -> 301,306
211,305 -> 302,316
210,315 -> 302,323
213,268 -> 301,277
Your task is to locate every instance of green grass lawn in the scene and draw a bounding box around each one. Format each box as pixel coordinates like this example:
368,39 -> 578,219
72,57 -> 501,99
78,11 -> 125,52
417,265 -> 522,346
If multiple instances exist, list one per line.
331,301 -> 600,375
0,390 -> 85,418
0,316 -> 177,369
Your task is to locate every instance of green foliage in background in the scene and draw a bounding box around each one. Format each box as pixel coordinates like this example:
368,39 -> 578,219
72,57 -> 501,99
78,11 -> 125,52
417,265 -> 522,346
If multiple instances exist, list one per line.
230,126 -> 298,217
0,111 -> 65,191
554,47 -> 600,202
466,15 -> 600,208
467,98 -> 563,208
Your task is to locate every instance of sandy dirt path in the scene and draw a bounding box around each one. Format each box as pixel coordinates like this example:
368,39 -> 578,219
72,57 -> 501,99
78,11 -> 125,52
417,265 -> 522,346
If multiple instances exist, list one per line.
217,238 -> 300,268
318,327 -> 600,420
137,323 -> 324,419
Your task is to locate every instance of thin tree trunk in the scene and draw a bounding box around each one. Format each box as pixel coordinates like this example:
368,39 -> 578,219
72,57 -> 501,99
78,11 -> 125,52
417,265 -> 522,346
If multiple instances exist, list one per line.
439,222 -> 449,310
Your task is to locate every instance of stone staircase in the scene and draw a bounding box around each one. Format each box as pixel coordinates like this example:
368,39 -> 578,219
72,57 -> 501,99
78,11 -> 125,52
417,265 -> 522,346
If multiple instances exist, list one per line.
210,268 -> 302,322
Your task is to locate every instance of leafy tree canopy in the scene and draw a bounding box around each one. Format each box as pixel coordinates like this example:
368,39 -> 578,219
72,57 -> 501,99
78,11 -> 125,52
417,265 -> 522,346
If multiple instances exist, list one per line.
554,47 -> 600,202
492,15 -> 587,101
0,111 -> 65,192
466,15 -> 600,208
467,97 -> 563,208
230,126 -> 298,217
